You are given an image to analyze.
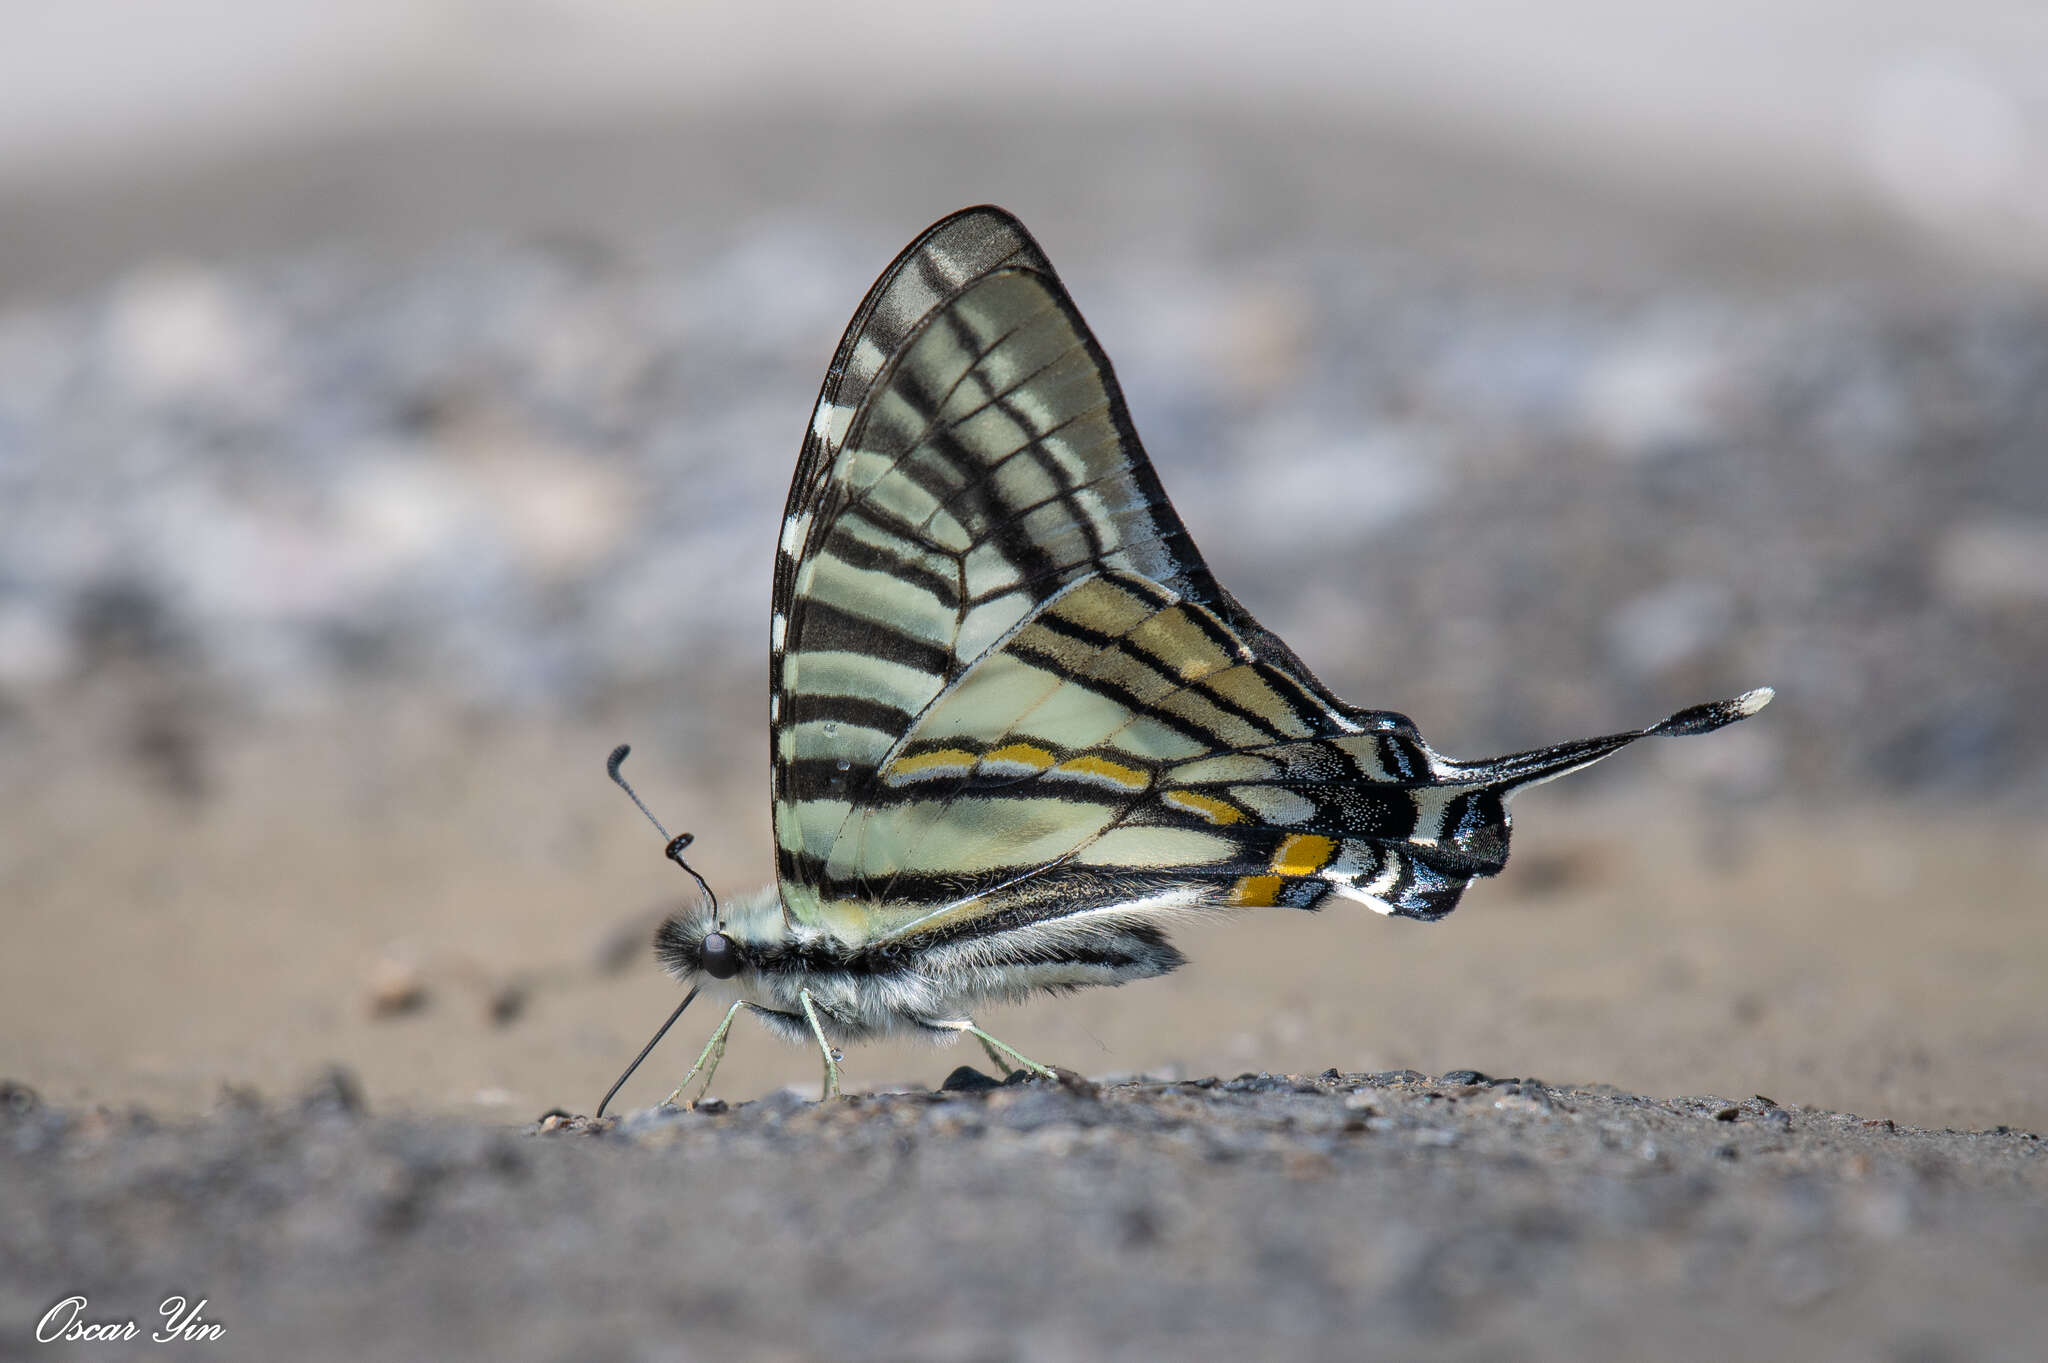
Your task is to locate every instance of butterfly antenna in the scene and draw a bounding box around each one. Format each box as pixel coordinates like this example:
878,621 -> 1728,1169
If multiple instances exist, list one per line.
607,744 -> 722,931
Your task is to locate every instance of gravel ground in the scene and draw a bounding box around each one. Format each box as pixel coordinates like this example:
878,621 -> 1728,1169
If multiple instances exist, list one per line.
5,1068 -> 2043,1363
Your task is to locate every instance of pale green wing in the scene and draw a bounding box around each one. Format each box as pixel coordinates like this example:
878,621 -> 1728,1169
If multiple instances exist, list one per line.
772,209 -> 1234,927
771,206 -> 1772,950
824,570 -> 1768,949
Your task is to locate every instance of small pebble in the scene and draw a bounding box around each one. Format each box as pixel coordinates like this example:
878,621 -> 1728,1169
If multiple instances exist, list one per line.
1363,1070 -> 1427,1087
300,1065 -> 366,1120
215,1083 -> 263,1115
487,982 -> 528,1027
366,956 -> 428,1019
1493,1094 -> 1551,1115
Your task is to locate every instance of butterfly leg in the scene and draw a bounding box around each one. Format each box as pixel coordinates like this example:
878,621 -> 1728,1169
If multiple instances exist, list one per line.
665,999 -> 748,1108
797,989 -> 842,1100
973,1033 -> 1013,1074
958,1022 -> 1057,1082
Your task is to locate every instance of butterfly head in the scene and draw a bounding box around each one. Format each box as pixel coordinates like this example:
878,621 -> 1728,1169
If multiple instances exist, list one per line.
654,885 -> 787,985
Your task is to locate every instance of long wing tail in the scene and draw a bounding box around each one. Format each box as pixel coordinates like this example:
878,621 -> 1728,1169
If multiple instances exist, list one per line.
1352,686 -> 1776,919
1115,686 -> 1778,923
1439,687 -> 1775,793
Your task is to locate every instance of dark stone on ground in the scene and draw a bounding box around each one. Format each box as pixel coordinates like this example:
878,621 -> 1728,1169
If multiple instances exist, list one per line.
941,1065 -> 1004,1092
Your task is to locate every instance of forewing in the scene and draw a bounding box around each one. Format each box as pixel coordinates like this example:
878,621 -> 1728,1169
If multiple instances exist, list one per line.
772,210 -> 1227,915
772,206 -> 1050,580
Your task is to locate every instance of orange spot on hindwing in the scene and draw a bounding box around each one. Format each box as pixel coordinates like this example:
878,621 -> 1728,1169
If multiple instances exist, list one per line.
1231,875 -> 1283,907
1271,833 -> 1336,877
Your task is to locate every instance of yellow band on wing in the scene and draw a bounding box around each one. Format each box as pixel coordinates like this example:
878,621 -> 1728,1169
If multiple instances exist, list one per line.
1161,789 -> 1245,825
1052,754 -> 1152,792
885,747 -> 979,783
981,743 -> 1055,772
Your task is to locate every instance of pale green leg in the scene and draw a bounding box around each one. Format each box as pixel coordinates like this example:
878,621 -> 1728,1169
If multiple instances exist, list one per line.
664,999 -> 747,1107
960,1022 -> 1057,1080
798,990 -> 842,1100
974,1034 -> 1012,1074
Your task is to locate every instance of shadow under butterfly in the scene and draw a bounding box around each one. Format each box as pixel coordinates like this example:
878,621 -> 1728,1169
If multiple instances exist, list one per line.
595,206 -> 1772,1115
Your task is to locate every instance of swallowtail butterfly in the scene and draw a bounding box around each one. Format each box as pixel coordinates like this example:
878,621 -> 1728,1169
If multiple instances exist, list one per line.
599,206 -> 1771,1110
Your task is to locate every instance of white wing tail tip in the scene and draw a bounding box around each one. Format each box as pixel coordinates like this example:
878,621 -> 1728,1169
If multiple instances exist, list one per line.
1647,685 -> 1776,738
1735,686 -> 1776,716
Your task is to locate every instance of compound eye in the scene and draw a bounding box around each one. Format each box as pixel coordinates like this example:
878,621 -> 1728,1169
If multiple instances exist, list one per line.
699,932 -> 742,980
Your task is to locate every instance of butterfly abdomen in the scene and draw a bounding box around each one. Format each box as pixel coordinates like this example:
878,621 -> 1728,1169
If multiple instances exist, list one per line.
655,874 -> 1191,1040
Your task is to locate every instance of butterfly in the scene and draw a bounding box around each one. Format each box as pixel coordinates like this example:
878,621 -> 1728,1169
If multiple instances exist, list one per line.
595,205 -> 1771,1114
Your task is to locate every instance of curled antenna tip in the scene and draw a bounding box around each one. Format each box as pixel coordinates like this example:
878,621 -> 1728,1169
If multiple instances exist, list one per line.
599,740 -> 720,931
606,742 -> 672,844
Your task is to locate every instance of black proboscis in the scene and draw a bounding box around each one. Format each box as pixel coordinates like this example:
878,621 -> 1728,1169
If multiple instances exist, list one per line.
595,983 -> 701,1119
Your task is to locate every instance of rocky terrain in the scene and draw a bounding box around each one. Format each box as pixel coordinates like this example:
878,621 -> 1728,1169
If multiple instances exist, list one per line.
5,1066 -> 2042,1362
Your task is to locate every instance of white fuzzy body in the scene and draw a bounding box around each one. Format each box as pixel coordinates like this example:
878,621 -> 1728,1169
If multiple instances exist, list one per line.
656,884 -> 1195,1045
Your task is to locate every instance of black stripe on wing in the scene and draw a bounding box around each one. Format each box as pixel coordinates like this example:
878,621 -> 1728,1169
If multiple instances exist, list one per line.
773,234 -> 1228,893
768,209 -> 1052,894
770,208 -> 1396,906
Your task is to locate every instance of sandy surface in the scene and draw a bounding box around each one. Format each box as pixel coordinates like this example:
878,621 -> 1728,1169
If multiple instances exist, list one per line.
6,714 -> 2046,1137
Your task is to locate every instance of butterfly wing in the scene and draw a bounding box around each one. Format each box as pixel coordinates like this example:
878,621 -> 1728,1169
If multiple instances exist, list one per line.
772,208 -> 1236,921
838,570 -> 1760,950
772,206 -> 1768,950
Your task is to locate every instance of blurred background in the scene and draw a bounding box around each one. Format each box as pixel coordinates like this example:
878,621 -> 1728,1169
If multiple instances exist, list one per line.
4,1 -> 2044,1128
